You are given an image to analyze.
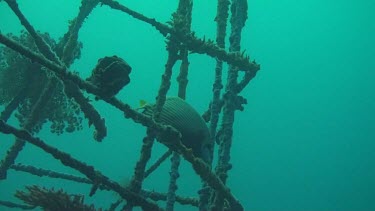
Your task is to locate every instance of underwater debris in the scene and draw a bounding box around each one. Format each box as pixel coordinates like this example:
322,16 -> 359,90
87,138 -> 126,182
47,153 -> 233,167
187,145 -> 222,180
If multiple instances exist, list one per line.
0,120 -> 163,210
211,0 -> 249,210
101,0 -> 260,74
0,0 -> 260,209
0,31 -> 83,135
86,56 -> 132,99
15,185 -> 101,211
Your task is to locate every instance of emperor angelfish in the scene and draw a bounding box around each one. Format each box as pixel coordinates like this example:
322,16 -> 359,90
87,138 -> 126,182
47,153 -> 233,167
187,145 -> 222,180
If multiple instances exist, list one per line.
142,97 -> 211,163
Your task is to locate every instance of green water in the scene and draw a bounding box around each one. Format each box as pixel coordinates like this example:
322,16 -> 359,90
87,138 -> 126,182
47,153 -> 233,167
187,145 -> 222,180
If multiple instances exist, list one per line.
0,0 -> 374,210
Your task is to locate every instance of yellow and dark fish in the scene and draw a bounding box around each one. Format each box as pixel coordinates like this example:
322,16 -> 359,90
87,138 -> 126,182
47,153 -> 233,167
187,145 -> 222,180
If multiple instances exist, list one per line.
142,97 -> 211,162
86,55 -> 131,99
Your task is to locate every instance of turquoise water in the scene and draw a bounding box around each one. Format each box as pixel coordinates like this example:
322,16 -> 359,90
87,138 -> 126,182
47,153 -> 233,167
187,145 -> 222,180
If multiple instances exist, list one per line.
1,0 -> 374,210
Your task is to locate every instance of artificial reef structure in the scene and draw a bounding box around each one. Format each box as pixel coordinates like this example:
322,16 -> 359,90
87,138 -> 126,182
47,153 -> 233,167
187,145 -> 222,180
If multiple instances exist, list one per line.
0,0 -> 260,210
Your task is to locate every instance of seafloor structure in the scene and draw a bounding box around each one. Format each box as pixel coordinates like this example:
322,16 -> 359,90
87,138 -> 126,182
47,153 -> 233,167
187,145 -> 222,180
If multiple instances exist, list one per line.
0,0 -> 260,210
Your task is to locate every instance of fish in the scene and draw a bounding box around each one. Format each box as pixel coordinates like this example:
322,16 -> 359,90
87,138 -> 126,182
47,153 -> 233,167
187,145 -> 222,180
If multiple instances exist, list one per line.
141,97 -> 211,163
